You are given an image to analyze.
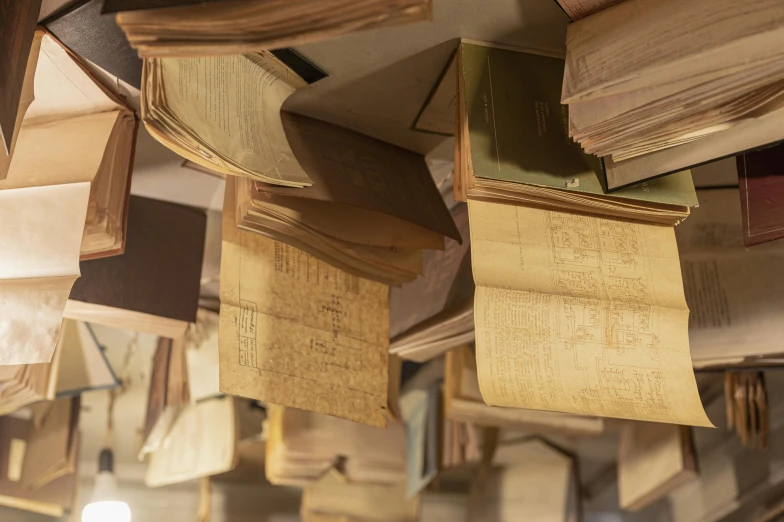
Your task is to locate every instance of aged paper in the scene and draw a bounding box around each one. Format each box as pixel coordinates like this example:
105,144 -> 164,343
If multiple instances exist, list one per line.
0,183 -> 89,365
147,53 -> 311,186
219,179 -> 389,427
676,189 -> 784,366
469,200 -> 711,426
146,397 -> 236,487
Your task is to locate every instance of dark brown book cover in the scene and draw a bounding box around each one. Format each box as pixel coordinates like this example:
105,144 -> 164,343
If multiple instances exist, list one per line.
259,111 -> 460,242
737,143 -> 784,246
102,0 -> 233,13
0,0 -> 42,154
69,196 -> 206,323
43,0 -> 143,88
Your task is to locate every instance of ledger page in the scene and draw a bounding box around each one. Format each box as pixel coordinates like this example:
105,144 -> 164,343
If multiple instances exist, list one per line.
468,200 -> 711,426
219,178 -> 389,427
155,53 -> 312,186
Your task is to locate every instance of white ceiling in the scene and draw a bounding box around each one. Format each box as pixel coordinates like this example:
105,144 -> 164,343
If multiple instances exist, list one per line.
286,0 -> 570,155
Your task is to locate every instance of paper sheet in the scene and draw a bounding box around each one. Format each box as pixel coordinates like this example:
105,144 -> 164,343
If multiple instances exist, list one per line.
146,397 -> 236,487
151,53 -> 311,185
676,189 -> 784,364
219,179 -> 389,427
0,183 -> 89,365
469,200 -> 711,426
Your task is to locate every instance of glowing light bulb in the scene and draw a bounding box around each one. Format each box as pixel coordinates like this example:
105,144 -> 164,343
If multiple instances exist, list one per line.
82,500 -> 131,522
82,450 -> 131,522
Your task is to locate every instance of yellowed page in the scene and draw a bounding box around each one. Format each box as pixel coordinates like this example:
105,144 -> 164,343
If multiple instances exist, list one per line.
0,110 -> 119,191
555,0 -> 624,20
149,53 -> 311,186
469,200 -> 711,426
23,34 -> 122,125
219,177 -> 389,427
146,397 -> 236,487
0,182 -> 89,365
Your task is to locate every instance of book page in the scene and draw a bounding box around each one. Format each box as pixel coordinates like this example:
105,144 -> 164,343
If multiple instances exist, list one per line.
146,397 -> 236,487
677,189 -> 784,364
469,200 -> 711,426
0,182 -> 89,365
219,178 -> 389,427
152,53 -> 312,186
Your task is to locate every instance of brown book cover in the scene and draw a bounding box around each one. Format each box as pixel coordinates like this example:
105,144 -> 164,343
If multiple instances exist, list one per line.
69,196 -> 206,323
737,143 -> 784,246
0,0 -> 41,155
103,0 -> 233,12
259,111 -> 460,243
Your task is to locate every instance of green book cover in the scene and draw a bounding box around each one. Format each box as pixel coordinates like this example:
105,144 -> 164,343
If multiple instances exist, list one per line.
460,41 -> 697,207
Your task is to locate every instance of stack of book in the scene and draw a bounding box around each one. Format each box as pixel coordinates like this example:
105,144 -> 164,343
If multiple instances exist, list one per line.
467,439 -> 579,522
561,0 -> 784,188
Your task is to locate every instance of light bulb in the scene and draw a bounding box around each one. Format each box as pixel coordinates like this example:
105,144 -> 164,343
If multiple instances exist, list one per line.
82,449 -> 131,522
82,501 -> 131,522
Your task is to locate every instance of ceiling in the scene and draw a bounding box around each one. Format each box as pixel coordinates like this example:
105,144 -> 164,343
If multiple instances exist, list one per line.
287,0 -> 570,156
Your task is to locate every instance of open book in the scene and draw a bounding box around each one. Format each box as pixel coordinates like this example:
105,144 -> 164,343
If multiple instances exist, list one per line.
0,29 -> 137,365
562,0 -> 784,189
65,196 -> 206,339
111,0 -> 432,57
234,111 -> 460,285
142,51 -> 314,186
445,346 -> 604,437
146,396 -> 238,487
468,199 -> 712,427
265,405 -> 406,487
417,41 -> 698,225
0,320 -> 118,416
220,186 -> 390,427
0,404 -> 79,518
